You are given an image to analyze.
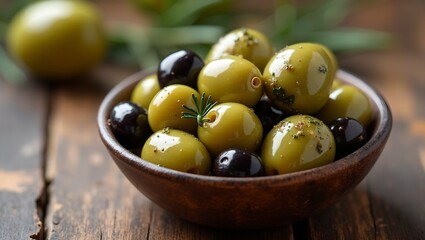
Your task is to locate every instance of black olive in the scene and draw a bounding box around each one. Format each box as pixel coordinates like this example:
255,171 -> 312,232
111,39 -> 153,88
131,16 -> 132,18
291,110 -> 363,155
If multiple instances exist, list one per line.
328,117 -> 368,159
109,101 -> 152,149
253,96 -> 289,136
157,50 -> 204,89
213,149 -> 265,177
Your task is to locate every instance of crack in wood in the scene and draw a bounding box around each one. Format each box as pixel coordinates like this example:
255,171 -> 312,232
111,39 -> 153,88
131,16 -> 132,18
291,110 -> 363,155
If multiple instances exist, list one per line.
32,179 -> 51,240
146,205 -> 153,240
31,85 -> 54,240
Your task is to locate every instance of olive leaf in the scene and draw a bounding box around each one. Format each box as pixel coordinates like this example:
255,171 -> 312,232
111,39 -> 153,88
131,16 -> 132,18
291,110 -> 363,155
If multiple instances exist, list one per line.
0,0 -> 394,82
0,45 -> 27,85
157,0 -> 232,27
109,0 -> 394,68
261,0 -> 393,52
106,22 -> 225,68
0,0 -> 32,23
305,28 -> 394,51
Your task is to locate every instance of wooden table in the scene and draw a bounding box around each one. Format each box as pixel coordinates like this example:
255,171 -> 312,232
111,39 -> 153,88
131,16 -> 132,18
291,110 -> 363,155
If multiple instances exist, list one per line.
1,1 -> 425,239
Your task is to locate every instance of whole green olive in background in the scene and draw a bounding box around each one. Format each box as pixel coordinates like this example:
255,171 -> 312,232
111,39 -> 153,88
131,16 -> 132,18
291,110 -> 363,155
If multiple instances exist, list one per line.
130,74 -> 161,110
315,85 -> 372,127
6,0 -> 106,80
263,43 -> 336,114
148,84 -> 199,134
197,56 -> 263,108
141,129 -> 211,175
260,115 -> 335,175
206,28 -> 274,71
198,102 -> 263,156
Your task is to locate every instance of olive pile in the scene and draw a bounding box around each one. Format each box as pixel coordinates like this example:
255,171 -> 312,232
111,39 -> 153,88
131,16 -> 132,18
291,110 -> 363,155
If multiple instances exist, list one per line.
109,28 -> 372,177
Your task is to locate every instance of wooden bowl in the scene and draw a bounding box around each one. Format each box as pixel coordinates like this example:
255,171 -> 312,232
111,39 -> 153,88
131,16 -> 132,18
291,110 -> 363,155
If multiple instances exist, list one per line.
97,70 -> 392,229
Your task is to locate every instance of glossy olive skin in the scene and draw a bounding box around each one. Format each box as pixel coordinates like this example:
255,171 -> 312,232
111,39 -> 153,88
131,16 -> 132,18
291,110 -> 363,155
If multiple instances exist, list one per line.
109,101 -> 151,149
141,129 -> 211,175
7,0 -> 106,79
157,50 -> 204,89
197,56 -> 263,107
263,43 -> 336,114
130,74 -> 161,110
213,149 -> 265,177
329,117 -> 368,159
198,102 -> 263,156
322,45 -> 338,71
253,96 -> 289,136
260,115 -> 335,175
206,28 -> 274,71
148,84 -> 199,134
316,85 -> 372,127
331,78 -> 343,90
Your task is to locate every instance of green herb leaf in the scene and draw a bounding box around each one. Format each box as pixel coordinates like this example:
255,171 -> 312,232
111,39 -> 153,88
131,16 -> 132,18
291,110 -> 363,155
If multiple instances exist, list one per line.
0,45 -> 27,85
158,0 -> 230,27
306,28 -> 395,52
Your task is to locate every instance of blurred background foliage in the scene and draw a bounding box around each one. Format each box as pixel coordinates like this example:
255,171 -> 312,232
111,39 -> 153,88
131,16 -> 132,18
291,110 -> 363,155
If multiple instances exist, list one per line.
0,0 -> 393,84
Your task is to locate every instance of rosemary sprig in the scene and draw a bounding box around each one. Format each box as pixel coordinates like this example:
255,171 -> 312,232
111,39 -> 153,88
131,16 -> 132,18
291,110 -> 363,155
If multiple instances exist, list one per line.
182,93 -> 217,126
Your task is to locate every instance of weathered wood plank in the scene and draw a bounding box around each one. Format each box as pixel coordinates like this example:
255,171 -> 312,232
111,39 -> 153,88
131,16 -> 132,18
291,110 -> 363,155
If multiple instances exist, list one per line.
0,78 -> 47,239
148,204 -> 293,240
303,0 -> 425,238
39,0 -> 425,238
307,53 -> 425,239
301,57 -> 425,239
367,120 -> 425,239
305,51 -> 425,239
365,53 -> 425,238
44,82 -> 153,239
44,79 -> 294,239
302,185 -> 375,239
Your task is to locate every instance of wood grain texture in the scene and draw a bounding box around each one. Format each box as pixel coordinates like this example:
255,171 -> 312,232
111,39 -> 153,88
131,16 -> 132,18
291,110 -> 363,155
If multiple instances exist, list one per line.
2,0 -> 425,238
0,79 -> 47,239
304,185 -> 375,240
147,204 -> 293,240
44,80 -> 293,239
313,0 -> 425,238
44,83 -> 152,239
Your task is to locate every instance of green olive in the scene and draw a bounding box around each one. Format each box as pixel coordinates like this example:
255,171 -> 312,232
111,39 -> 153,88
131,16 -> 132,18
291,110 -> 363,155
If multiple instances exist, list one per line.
322,45 -> 338,71
263,43 -> 336,114
315,85 -> 372,127
148,84 -> 199,134
141,128 -> 211,175
206,28 -> 274,71
198,102 -> 263,156
197,56 -> 263,108
331,77 -> 343,90
6,0 -> 106,79
130,74 -> 161,109
260,115 -> 335,175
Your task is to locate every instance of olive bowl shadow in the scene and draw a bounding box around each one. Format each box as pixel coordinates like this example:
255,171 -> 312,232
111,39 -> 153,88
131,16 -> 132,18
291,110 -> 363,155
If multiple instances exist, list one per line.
97,70 -> 392,229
